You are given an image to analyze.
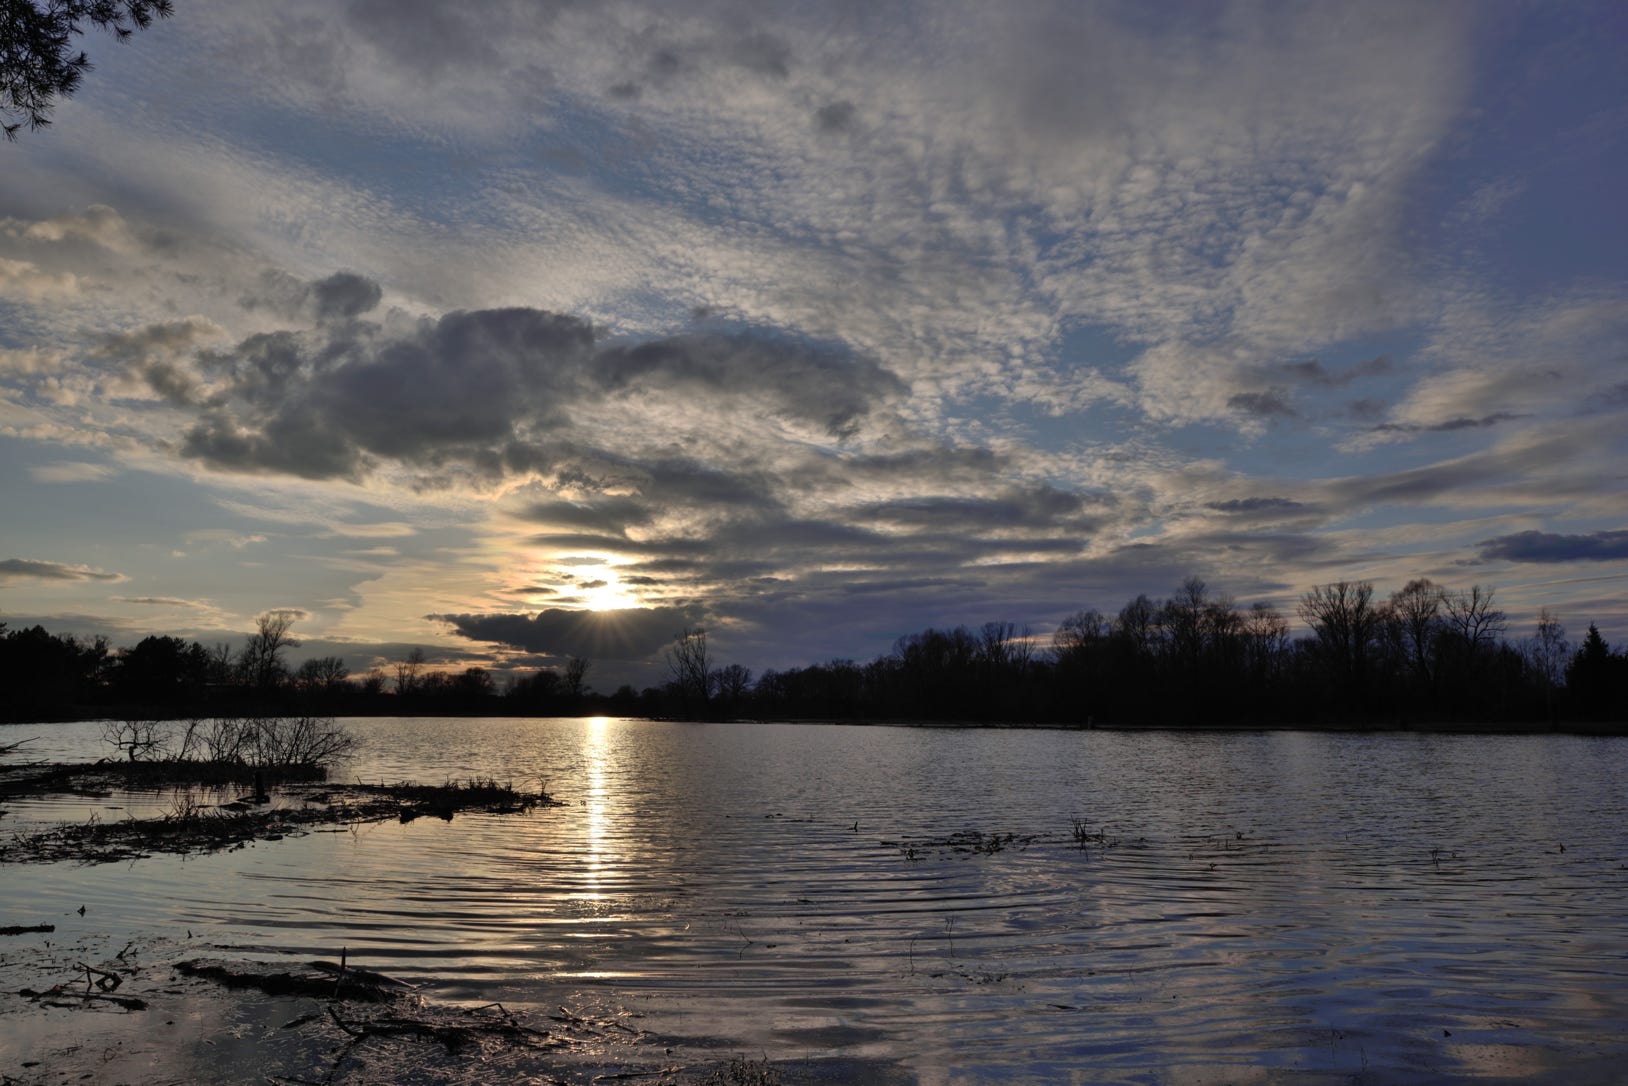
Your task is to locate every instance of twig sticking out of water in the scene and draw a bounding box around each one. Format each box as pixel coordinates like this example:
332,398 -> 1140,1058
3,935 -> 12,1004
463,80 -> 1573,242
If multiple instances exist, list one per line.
330,946 -> 347,1002
76,960 -> 122,992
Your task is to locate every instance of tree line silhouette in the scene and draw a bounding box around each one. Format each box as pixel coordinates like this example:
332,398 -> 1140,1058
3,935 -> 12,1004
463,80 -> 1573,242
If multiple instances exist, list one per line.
648,576 -> 1625,726
2,575 -> 1625,725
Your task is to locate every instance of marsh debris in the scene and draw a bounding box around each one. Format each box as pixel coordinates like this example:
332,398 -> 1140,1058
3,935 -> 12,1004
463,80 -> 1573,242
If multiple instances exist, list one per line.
1,767 -> 558,864
175,958 -> 415,1004
881,829 -> 1041,861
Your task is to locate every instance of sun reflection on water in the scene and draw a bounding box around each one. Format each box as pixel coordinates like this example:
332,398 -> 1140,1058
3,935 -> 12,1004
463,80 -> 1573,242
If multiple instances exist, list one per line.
582,716 -> 610,903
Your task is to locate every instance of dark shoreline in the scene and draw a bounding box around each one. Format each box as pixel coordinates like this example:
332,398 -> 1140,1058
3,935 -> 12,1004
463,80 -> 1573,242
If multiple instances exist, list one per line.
7,713 -> 1624,736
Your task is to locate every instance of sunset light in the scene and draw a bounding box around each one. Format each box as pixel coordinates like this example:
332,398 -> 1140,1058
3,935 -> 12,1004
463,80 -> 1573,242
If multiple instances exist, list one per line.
2,2 -> 1625,1082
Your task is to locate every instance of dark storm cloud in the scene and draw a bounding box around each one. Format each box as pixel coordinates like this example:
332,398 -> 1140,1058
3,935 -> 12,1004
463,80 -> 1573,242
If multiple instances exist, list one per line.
851,485 -> 1096,532
1370,412 -> 1525,435
167,300 -> 902,481
524,532 -> 714,558
814,100 -> 856,133
1478,530 -> 1628,563
96,319 -> 217,366
0,558 -> 123,583
94,317 -> 221,405
180,307 -> 593,477
593,333 -> 906,438
310,272 -> 383,321
182,409 -> 368,481
676,469 -> 790,517
239,270 -> 383,323
1228,390 -> 1295,418
433,605 -> 702,659
520,497 -> 654,534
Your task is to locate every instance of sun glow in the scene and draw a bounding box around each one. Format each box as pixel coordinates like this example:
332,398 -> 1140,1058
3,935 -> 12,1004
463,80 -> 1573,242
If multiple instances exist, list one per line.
579,570 -> 641,611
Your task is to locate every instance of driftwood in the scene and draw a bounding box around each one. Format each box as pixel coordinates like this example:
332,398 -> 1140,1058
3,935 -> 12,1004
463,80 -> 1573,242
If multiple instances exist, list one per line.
17,961 -> 146,1010
174,958 -> 412,1003
0,923 -> 54,935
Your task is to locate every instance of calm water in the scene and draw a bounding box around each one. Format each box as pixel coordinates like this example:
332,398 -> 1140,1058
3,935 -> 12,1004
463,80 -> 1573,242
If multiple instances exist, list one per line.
4,718 -> 1628,1082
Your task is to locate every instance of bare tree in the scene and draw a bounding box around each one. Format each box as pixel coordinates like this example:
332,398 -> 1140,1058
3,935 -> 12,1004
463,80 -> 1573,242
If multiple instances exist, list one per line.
1008,624 -> 1035,674
1114,593 -> 1160,656
1443,584 -> 1506,652
1298,580 -> 1383,683
1243,602 -> 1289,680
239,611 -> 300,690
1051,608 -> 1108,664
978,621 -> 1016,669
979,621 -> 1033,676
1524,608 -> 1569,719
1389,578 -> 1444,683
206,640 -> 235,684
713,663 -> 753,715
394,646 -> 425,696
1160,577 -> 1209,666
665,627 -> 711,717
101,717 -> 169,761
295,655 -> 349,691
565,655 -> 591,700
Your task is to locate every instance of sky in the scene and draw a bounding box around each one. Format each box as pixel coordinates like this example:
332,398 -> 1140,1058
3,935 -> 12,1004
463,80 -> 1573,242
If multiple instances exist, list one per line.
1,0 -> 1625,691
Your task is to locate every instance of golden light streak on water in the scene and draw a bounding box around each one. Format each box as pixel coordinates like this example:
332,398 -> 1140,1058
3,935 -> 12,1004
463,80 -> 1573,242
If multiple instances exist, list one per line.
582,715 -> 611,903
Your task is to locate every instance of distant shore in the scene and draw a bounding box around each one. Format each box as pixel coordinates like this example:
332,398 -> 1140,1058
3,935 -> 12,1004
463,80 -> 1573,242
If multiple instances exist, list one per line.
6,711 -> 1626,736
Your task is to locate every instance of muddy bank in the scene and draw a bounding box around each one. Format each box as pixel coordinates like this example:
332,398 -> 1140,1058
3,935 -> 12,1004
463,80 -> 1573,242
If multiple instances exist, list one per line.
1,928 -> 911,1085
0,762 -> 557,864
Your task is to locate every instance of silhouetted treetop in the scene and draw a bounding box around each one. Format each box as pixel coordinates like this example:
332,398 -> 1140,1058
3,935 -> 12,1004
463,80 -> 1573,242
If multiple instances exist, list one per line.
2,0 -> 174,140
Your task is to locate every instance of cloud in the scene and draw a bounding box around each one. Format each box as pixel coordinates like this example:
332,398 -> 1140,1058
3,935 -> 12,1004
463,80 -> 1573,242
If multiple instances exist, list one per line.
520,497 -> 654,535
311,272 -> 384,321
11,205 -> 138,251
158,301 -> 905,485
1479,530 -> 1628,564
1283,356 -> 1391,387
239,270 -> 384,324
593,332 -> 907,439
814,100 -> 856,133
0,558 -> 124,583
1370,412 -> 1525,435
1205,497 -> 1307,516
29,461 -> 117,483
433,605 -> 702,660
1227,391 -> 1296,420
183,530 -> 268,548
111,596 -> 217,609
0,257 -> 79,300
323,521 -> 417,539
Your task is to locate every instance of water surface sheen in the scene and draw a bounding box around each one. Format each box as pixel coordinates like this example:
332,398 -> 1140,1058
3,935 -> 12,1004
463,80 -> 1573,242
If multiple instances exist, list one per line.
7,718 -> 1627,1082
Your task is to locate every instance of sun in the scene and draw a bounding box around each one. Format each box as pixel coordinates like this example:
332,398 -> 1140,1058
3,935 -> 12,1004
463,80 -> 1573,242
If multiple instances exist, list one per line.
580,572 -> 641,612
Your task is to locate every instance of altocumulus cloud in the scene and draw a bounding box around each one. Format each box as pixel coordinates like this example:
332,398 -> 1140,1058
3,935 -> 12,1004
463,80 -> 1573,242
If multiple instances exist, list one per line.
0,559 -> 124,583
432,606 -> 702,660
1479,530 -> 1628,564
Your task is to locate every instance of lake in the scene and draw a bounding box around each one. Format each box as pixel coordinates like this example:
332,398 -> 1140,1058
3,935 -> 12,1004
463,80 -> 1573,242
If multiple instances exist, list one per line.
4,717 -> 1627,1082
